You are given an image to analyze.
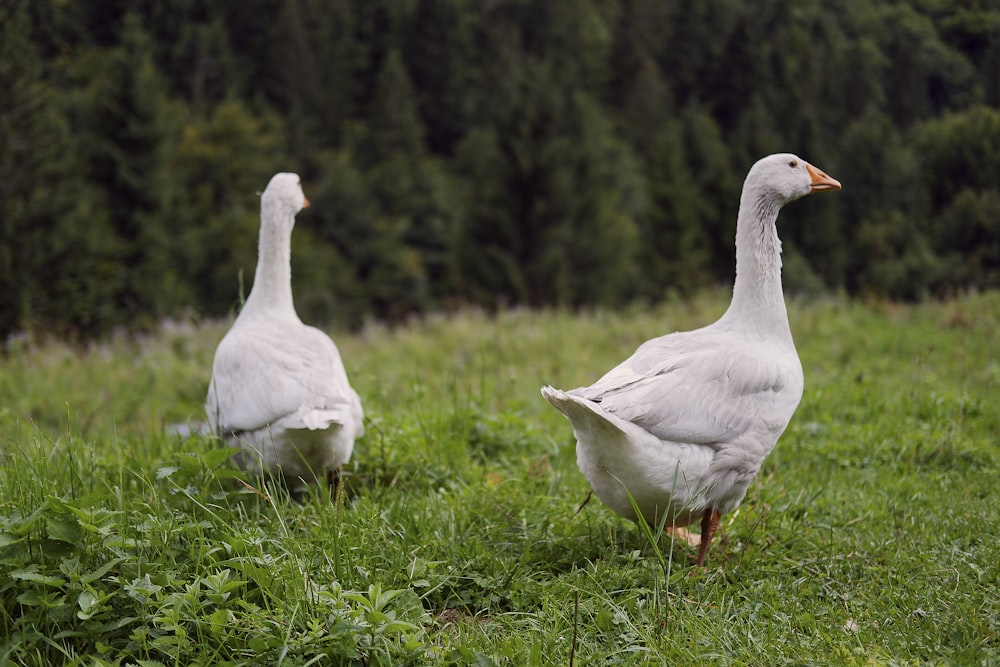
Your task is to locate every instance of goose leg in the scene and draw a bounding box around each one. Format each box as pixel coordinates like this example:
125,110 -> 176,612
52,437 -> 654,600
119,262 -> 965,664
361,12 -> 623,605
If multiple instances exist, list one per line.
326,466 -> 342,498
694,508 -> 720,567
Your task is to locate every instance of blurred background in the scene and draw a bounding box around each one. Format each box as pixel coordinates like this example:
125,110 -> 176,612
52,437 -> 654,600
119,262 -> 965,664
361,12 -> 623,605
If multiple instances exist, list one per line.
2,0 -> 998,340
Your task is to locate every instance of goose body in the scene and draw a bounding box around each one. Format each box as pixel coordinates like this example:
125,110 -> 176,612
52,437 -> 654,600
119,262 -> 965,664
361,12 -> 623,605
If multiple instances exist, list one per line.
542,154 -> 841,566
206,173 -> 363,487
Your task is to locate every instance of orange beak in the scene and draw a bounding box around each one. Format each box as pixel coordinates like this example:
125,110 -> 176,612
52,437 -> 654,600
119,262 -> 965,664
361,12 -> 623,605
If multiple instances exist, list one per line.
302,196 -> 311,209
806,162 -> 842,192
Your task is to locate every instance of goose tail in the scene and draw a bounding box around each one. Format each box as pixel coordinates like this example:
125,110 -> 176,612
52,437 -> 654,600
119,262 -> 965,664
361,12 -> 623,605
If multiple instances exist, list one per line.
540,386 -> 628,438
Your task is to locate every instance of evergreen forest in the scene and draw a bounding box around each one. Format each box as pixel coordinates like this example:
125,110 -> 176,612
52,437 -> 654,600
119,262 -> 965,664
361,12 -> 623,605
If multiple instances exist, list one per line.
3,0 -> 1000,339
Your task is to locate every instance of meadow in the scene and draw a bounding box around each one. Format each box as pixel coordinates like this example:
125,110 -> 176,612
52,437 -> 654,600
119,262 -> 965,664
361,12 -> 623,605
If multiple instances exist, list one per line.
1,290 -> 997,665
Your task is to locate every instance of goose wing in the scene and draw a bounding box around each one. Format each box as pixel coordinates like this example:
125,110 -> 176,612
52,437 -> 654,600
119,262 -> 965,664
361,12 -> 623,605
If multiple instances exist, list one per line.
574,331 -> 802,446
207,323 -> 359,435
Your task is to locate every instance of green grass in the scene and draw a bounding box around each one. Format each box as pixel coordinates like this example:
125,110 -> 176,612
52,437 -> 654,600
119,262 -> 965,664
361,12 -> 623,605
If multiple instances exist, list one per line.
1,291 -> 998,665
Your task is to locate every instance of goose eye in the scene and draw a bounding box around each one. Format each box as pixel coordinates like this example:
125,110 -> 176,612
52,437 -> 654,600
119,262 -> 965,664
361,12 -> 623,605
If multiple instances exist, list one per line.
788,160 -> 798,168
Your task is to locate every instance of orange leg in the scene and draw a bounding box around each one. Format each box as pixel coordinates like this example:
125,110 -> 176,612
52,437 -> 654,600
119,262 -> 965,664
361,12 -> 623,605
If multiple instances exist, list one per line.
694,508 -> 720,567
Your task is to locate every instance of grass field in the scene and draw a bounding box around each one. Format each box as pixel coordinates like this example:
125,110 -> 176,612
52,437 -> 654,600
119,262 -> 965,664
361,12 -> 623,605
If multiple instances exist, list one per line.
1,290 -> 998,665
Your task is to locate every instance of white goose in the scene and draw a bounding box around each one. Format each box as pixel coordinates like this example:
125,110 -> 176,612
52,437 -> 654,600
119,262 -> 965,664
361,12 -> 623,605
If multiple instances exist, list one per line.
542,154 -> 841,566
206,173 -> 364,490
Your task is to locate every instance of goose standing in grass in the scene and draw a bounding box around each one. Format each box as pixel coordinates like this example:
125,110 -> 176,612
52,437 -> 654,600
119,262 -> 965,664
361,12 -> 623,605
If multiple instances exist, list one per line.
206,173 -> 364,491
542,154 -> 841,566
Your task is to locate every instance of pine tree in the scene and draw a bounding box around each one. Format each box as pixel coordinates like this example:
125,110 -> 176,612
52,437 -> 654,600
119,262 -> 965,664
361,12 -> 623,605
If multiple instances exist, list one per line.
0,1 -> 124,338
453,55 -> 641,308
160,100 -> 287,317
270,0 -> 361,152
331,46 -> 456,322
70,11 -> 178,323
405,0 -> 477,156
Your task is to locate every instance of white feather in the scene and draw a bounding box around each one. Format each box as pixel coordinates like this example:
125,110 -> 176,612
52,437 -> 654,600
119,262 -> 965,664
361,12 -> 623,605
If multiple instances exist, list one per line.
542,154 -> 840,532
206,173 -> 364,484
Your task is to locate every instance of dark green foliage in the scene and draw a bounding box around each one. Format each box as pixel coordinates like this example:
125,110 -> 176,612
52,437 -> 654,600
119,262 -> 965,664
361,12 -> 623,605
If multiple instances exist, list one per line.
0,2 -> 125,338
915,105 -> 1000,293
159,100 -> 288,317
4,0 -> 1000,338
404,0 -> 478,155
452,62 -> 641,308
68,12 -> 178,325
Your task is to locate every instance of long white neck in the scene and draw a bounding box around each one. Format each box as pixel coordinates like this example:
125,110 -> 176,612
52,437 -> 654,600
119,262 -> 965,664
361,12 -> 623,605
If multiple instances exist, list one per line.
718,186 -> 791,337
240,199 -> 298,320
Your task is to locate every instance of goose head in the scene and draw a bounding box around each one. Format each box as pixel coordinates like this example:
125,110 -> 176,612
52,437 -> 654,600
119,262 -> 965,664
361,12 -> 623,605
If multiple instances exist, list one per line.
261,172 -> 311,218
746,153 -> 842,205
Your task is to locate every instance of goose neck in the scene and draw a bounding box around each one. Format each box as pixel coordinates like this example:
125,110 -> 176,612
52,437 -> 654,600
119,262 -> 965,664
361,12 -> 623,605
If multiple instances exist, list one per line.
242,204 -> 297,318
723,191 -> 790,332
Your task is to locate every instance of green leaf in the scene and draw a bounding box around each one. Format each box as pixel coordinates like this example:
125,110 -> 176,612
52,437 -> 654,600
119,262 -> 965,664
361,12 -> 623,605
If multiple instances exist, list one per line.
77,590 -> 103,620
201,447 -> 238,468
80,557 -> 124,585
380,619 -> 420,634
11,569 -> 66,587
209,608 -> 231,637
96,616 -> 138,633
46,513 -> 84,544
62,505 -> 121,535
156,466 -> 179,480
17,589 -> 59,606
248,637 -> 274,653
595,607 -> 614,631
